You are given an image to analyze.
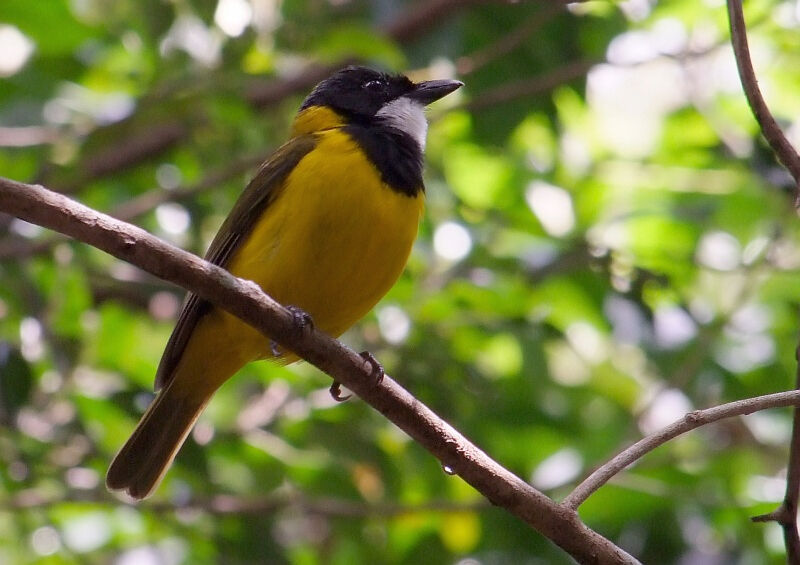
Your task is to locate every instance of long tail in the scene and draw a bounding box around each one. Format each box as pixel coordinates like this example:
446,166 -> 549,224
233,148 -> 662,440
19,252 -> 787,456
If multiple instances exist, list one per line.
106,384 -> 209,500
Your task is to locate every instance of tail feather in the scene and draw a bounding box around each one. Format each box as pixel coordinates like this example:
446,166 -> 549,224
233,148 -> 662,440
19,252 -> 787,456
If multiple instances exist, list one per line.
106,386 -> 208,500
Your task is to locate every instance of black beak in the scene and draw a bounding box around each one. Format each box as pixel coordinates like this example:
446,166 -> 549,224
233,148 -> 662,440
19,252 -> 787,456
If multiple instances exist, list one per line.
407,79 -> 463,105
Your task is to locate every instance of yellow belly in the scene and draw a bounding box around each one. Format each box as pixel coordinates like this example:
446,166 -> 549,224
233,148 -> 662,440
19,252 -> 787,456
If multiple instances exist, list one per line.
172,130 -> 424,395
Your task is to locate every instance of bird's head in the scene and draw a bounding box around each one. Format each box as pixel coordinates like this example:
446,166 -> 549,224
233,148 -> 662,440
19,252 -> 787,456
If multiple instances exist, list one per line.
293,66 -> 462,149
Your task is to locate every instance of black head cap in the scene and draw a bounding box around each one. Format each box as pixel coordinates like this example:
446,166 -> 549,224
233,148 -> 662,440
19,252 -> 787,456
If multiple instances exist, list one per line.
300,66 -> 415,121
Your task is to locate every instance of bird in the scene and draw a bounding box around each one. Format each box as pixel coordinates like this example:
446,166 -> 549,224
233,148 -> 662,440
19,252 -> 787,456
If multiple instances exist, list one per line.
106,66 -> 463,499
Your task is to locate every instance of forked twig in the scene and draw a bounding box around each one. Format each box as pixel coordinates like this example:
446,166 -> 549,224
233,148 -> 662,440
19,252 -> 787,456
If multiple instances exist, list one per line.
726,0 -> 800,560
750,346 -> 800,559
564,390 -> 800,509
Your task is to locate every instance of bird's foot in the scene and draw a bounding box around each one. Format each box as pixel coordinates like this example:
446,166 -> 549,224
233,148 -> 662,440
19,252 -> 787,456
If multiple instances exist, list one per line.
328,351 -> 384,402
270,305 -> 314,357
359,350 -> 385,385
286,305 -> 314,332
329,381 -> 351,402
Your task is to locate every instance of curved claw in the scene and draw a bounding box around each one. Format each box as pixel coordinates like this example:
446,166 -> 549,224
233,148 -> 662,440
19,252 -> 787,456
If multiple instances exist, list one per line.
271,305 -> 314,358
328,352 -> 384,402
286,305 -> 314,332
329,381 -> 351,402
360,351 -> 385,385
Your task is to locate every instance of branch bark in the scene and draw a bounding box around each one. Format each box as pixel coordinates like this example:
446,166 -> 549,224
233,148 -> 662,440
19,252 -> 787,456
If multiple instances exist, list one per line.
0,175 -> 639,564
459,59 -> 595,112
456,3 -> 564,75
750,346 -> 800,559
726,1 -> 800,559
380,0 -> 496,43
727,0 -> 800,191
564,389 -> 800,510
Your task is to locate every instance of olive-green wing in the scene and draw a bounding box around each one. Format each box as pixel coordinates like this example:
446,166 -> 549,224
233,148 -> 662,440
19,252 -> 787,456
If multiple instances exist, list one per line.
154,134 -> 318,391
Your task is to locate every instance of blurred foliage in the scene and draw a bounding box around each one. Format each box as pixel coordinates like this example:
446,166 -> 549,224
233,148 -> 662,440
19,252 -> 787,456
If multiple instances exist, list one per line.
2,0 -> 800,563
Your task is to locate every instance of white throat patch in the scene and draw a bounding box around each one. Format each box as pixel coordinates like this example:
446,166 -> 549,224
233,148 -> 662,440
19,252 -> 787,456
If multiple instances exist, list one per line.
375,97 -> 428,151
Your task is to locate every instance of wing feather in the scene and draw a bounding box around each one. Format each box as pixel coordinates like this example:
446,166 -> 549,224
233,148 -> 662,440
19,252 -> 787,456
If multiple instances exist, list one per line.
154,134 -> 318,390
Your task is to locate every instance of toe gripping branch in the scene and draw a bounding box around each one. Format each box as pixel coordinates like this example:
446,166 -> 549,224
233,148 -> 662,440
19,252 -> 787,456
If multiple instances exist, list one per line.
271,305 -> 314,357
268,306 -> 384,403
329,351 -> 385,402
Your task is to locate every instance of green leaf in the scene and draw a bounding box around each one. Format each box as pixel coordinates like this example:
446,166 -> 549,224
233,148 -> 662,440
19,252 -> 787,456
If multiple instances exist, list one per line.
1,0 -> 96,56
443,143 -> 515,209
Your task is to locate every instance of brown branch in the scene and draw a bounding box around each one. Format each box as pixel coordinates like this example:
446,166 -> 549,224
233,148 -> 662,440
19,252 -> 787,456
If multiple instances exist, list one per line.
83,122 -> 188,185
751,346 -> 800,559
0,175 -> 639,564
726,1 -> 800,560
111,151 -> 267,221
459,59 -> 595,112
381,0 -> 492,43
563,389 -> 800,510
726,0 -> 800,190
245,1 -> 512,108
246,0 -> 495,106
456,3 -> 564,75
50,121 -> 189,195
245,63 -> 345,110
0,151 -> 268,260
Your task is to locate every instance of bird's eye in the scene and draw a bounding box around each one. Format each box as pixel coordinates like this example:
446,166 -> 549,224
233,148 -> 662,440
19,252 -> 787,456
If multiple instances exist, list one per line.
363,80 -> 384,92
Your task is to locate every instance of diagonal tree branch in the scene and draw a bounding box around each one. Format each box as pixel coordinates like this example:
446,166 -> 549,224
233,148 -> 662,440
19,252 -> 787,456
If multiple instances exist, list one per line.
0,175 -> 639,565
380,0 -> 507,43
456,2 -> 564,75
564,389 -> 800,510
459,59 -> 595,112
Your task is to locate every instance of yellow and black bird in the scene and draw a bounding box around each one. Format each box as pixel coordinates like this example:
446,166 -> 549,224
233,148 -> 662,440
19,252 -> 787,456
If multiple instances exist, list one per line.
106,66 -> 462,499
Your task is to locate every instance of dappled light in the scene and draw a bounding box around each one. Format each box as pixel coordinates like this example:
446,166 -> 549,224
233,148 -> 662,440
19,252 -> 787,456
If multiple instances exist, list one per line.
3,0 -> 800,563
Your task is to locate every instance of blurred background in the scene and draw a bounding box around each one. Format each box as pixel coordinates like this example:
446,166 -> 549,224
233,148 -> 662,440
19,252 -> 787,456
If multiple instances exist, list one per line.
2,0 -> 800,563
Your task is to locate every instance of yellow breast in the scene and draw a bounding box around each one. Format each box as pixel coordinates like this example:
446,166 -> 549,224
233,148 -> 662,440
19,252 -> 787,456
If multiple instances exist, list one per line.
232,129 -> 423,335
166,118 -> 424,399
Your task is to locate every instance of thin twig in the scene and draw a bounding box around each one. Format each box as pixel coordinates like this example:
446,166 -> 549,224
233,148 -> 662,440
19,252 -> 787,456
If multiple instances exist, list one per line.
49,122 -> 189,194
726,0 -> 800,192
563,389 -> 800,510
459,60 -> 595,112
111,152 -> 267,221
726,1 -> 800,560
456,2 -> 566,75
245,63 -> 343,110
381,0 -> 504,43
784,344 -> 800,553
0,175 -> 639,565
0,152 -> 267,260
751,345 -> 800,558
456,3 -> 564,75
